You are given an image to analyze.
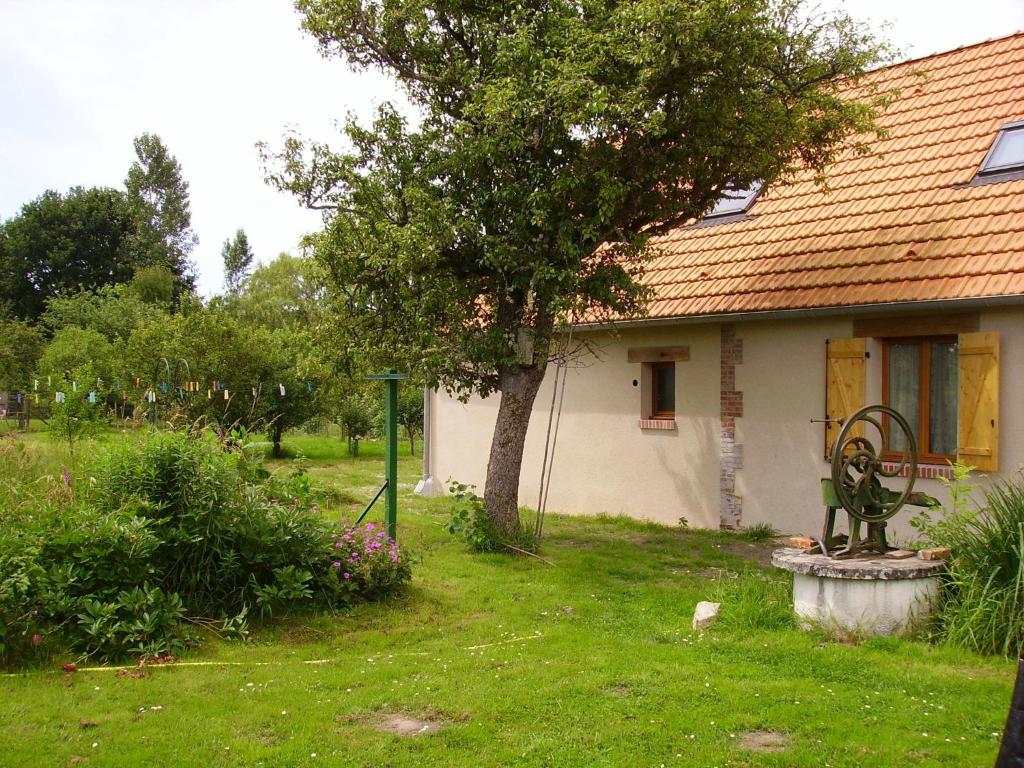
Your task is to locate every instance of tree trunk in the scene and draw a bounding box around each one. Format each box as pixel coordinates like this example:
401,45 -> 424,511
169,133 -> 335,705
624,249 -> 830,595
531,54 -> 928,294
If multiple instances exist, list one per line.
272,423 -> 284,458
484,364 -> 547,539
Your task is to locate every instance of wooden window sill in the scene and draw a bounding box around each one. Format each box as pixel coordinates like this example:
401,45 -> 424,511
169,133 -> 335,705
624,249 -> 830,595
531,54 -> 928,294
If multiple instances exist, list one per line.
639,418 -> 677,430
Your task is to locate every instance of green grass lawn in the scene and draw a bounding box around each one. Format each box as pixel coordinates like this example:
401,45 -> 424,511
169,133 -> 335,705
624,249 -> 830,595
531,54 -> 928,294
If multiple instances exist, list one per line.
0,432 -> 1015,767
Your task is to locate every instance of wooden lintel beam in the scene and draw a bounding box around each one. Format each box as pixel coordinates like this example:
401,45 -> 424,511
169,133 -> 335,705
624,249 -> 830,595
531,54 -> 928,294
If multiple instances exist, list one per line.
627,346 -> 690,363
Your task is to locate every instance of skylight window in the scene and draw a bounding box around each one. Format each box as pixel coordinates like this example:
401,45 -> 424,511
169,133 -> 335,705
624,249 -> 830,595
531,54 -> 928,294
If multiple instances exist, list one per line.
704,182 -> 763,220
979,121 -> 1024,175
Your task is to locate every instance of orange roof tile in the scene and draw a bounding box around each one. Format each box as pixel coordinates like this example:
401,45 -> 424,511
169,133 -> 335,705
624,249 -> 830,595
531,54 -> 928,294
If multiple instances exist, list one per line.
635,32 -> 1024,320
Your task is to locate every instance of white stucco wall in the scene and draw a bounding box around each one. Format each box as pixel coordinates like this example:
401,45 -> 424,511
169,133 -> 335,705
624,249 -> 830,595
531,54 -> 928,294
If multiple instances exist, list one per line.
733,316 -> 854,535
430,305 -> 1024,536
431,324 -> 721,528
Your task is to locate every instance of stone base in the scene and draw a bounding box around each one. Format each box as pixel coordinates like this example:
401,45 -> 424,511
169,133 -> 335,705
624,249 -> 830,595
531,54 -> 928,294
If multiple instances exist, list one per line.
772,547 -> 945,636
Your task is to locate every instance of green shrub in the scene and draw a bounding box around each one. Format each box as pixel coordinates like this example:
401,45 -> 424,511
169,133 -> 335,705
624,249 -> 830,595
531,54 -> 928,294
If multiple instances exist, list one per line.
0,531 -> 48,662
1,429 -> 413,665
329,522 -> 412,600
914,466 -> 1024,656
75,584 -> 192,660
446,481 -> 537,554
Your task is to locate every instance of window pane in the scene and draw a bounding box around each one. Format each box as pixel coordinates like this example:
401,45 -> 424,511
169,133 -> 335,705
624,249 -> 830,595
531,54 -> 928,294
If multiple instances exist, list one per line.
654,364 -> 675,415
888,343 -> 919,453
707,183 -> 762,217
984,126 -> 1024,172
929,340 -> 958,455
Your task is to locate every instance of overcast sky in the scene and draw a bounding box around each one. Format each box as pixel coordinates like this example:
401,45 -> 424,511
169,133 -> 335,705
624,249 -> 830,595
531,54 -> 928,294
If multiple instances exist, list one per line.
2,0 -> 1023,296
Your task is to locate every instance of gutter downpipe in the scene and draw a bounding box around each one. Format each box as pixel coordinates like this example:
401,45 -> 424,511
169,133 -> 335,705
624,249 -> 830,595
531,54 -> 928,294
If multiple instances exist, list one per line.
414,386 -> 441,496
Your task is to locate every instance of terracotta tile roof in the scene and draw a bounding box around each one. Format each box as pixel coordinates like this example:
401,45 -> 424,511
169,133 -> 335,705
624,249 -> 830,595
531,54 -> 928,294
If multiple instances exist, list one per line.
637,32 -> 1024,320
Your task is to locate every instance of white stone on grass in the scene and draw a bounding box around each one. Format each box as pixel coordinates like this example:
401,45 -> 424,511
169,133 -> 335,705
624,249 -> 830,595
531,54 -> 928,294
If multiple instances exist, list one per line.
692,601 -> 721,630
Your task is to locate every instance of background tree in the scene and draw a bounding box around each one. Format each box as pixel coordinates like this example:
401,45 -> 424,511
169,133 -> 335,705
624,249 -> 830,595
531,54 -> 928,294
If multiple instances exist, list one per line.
266,0 -> 890,539
396,384 -> 423,455
0,319 -> 44,394
0,187 -> 140,320
125,133 -> 197,291
222,229 -> 255,295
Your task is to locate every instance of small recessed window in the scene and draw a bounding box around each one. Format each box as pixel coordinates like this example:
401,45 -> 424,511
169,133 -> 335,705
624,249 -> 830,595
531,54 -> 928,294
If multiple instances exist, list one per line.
979,122 -> 1024,175
704,182 -> 763,220
650,362 -> 675,419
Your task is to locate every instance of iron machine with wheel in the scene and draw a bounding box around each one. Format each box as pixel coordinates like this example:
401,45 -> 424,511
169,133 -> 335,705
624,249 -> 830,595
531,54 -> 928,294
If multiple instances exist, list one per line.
813,404 -> 937,558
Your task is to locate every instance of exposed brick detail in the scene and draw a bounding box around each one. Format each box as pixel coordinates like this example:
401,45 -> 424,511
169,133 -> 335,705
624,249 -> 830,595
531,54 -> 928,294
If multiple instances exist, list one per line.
638,418 -> 677,430
880,462 -> 956,480
720,325 -> 744,529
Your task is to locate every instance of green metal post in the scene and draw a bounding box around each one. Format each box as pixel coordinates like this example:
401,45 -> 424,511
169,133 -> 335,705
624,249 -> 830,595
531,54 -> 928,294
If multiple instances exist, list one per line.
384,368 -> 399,540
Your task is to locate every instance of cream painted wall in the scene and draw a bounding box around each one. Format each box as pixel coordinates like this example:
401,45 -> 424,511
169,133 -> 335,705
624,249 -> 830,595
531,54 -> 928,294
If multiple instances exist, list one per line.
733,316 -> 854,536
430,305 -> 1024,537
431,324 -> 721,527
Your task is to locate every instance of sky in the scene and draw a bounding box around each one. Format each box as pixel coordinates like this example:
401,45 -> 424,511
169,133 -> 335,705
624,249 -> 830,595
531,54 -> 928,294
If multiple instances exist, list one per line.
1,0 -> 1023,296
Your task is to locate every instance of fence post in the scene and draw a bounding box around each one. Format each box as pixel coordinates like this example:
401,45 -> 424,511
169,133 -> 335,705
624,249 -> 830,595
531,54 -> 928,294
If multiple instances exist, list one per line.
384,369 -> 399,540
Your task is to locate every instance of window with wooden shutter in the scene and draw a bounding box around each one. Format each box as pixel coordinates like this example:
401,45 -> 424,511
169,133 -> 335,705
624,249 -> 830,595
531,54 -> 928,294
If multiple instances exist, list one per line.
957,331 -> 1000,472
825,338 -> 866,458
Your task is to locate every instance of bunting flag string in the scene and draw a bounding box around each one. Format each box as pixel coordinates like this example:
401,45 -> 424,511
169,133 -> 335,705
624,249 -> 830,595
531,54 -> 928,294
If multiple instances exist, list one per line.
17,369 -> 319,410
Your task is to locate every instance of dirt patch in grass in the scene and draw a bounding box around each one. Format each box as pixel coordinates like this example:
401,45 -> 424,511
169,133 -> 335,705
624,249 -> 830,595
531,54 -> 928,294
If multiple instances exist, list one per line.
737,730 -> 788,752
342,708 -> 451,737
716,539 -> 779,566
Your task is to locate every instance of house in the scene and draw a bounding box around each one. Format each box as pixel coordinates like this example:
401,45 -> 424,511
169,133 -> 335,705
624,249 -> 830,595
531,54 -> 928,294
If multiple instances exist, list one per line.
426,33 -> 1024,537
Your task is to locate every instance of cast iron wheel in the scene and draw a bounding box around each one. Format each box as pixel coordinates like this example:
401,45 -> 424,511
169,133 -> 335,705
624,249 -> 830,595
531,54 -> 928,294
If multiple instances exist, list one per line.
830,404 -> 917,524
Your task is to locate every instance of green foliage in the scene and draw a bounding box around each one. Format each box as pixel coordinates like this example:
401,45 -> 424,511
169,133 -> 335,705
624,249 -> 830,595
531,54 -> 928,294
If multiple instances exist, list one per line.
0,430 -> 413,665
75,584 -> 192,660
0,187 -> 141,320
0,318 -> 44,394
265,0 -> 891,537
397,384 -> 424,454
0,531 -> 47,662
915,468 -> 1024,657
229,253 -> 324,331
446,482 -> 537,554
222,228 -> 254,294
124,133 -> 197,290
738,522 -> 777,542
329,522 -> 411,599
42,283 -> 165,343
47,374 -> 108,454
710,572 -> 795,631
341,390 -> 379,456
251,565 -> 314,618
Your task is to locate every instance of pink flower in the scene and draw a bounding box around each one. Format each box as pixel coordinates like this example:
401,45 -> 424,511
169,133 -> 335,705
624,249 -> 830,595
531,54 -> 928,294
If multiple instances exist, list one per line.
343,572 -> 351,580
332,561 -> 341,568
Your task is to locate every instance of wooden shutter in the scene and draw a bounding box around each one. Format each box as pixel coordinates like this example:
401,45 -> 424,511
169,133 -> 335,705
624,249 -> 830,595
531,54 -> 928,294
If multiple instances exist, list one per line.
958,331 -> 999,472
825,338 -> 866,458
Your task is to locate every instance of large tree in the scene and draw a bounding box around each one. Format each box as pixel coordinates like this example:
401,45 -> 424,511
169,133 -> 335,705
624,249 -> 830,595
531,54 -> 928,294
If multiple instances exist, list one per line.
0,187 -> 140,320
265,0 -> 889,539
125,133 -> 198,290
221,229 -> 255,295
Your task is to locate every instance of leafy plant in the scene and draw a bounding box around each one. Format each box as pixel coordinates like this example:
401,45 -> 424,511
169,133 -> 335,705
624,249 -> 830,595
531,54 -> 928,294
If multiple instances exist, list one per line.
914,470 -> 1024,657
251,566 -> 314,618
446,481 -> 537,554
76,584 -> 192,661
328,522 -> 411,600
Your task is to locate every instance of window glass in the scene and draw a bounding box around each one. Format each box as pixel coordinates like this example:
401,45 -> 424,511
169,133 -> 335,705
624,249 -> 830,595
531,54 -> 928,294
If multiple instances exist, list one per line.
653,363 -> 675,417
887,343 -> 920,453
983,126 -> 1024,173
929,340 -> 959,455
706,183 -> 762,218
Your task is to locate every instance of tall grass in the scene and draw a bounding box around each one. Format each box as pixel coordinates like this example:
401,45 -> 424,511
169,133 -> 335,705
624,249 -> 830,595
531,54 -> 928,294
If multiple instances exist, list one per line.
919,475 -> 1024,657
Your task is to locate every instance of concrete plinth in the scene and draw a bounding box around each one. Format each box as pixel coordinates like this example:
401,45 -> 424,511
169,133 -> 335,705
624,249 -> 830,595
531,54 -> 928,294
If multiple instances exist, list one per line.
772,547 -> 945,636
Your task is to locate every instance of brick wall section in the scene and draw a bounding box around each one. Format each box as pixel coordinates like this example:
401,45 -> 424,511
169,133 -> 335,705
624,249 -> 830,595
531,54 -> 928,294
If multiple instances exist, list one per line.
720,325 -> 744,529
